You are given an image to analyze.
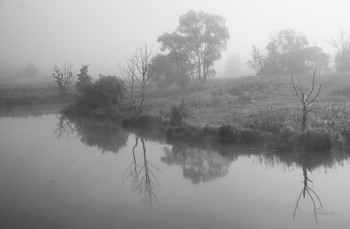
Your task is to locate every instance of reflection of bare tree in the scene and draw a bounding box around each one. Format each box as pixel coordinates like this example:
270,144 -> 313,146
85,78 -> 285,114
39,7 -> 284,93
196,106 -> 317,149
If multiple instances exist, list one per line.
293,166 -> 323,225
124,137 -> 161,207
123,136 -> 140,191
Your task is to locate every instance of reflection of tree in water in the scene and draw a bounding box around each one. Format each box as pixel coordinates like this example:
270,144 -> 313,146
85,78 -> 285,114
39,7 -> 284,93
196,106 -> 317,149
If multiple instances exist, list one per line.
254,150 -> 350,225
161,144 -> 232,184
55,114 -> 75,140
55,114 -> 129,153
293,166 -> 322,225
124,136 -> 161,207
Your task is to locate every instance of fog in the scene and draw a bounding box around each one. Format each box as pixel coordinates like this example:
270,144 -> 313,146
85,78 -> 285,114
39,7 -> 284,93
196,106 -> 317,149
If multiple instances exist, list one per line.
0,0 -> 349,79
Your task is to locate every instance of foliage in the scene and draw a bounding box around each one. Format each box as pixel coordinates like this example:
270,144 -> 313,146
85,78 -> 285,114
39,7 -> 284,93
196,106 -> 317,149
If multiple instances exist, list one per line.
158,10 -> 230,80
248,29 -> 329,75
330,28 -> 350,72
170,101 -> 189,126
76,65 -> 93,95
71,75 -> 126,116
52,63 -> 74,95
149,53 -> 190,90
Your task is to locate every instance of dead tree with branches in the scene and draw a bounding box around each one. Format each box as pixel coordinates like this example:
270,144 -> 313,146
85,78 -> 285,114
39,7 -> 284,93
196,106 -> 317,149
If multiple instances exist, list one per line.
52,63 -> 74,96
121,45 -> 157,116
291,69 -> 321,132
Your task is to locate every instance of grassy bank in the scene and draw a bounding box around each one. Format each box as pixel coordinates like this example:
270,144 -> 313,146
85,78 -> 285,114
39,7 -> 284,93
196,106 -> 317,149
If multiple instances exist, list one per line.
4,72 -> 350,151
0,81 -> 77,114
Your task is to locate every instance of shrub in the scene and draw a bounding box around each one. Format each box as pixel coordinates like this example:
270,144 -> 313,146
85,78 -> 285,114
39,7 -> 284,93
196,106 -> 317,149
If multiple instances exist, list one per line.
170,101 -> 189,126
69,75 -> 127,117
217,125 -> 238,143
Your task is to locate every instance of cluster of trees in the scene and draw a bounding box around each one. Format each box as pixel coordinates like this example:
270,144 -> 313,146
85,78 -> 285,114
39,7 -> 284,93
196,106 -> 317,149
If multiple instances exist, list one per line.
248,28 -> 350,75
247,29 -> 329,75
155,10 -> 229,86
53,10 -> 230,117
52,10 -> 350,119
72,65 -> 126,116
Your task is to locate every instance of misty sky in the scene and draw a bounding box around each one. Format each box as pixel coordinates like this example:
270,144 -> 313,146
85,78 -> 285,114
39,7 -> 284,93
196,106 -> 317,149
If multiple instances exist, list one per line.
1,0 -> 349,78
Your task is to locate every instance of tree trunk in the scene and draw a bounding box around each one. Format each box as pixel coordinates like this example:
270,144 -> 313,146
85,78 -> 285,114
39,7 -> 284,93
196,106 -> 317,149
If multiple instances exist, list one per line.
302,105 -> 307,132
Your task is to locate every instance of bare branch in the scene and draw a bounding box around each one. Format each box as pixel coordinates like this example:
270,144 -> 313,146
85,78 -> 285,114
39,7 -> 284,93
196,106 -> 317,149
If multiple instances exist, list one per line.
291,74 -> 303,104
305,68 -> 317,103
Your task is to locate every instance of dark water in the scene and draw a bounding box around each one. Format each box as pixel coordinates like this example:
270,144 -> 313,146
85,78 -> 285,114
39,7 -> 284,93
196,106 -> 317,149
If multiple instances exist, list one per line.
0,114 -> 350,229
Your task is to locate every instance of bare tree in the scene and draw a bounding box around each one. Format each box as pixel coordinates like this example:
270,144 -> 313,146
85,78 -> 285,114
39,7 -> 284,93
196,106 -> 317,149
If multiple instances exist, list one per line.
293,167 -> 323,225
52,63 -> 74,95
330,28 -> 350,72
121,45 -> 157,116
291,68 -> 321,132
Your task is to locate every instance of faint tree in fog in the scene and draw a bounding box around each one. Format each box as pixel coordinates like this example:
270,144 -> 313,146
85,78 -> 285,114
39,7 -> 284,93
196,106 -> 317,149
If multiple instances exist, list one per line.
121,44 -> 157,116
330,28 -> 350,72
158,10 -> 230,81
52,63 -> 74,96
248,29 -> 329,75
149,53 -> 191,90
225,54 -> 242,77
22,63 -> 39,79
247,46 -> 266,74
76,64 -> 93,95
291,68 -> 321,132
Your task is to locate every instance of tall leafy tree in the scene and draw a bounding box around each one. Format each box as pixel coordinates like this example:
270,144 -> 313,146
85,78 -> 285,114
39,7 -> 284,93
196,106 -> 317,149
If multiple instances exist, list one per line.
158,10 -> 230,80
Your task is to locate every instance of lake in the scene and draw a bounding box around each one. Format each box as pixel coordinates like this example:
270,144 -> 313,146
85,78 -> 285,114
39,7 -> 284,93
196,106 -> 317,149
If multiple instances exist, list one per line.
0,113 -> 350,229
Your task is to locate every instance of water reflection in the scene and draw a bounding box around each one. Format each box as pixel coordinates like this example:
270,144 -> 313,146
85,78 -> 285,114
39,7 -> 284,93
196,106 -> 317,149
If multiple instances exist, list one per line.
124,136 -> 161,207
293,166 -> 322,225
56,115 -> 129,153
56,115 -> 350,221
162,144 -> 232,184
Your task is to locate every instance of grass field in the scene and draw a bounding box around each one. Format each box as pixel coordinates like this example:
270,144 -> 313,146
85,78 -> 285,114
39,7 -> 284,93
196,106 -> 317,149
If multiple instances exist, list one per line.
143,72 -> 350,139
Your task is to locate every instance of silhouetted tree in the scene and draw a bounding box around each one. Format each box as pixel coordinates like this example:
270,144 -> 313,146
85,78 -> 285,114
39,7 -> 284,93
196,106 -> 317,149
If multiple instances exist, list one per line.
291,68 -> 321,132
158,10 -> 230,80
76,64 -> 93,95
121,44 -> 157,116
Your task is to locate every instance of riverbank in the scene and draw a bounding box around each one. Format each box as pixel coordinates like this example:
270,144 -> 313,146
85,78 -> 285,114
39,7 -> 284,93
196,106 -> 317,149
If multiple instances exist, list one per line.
4,73 -> 350,151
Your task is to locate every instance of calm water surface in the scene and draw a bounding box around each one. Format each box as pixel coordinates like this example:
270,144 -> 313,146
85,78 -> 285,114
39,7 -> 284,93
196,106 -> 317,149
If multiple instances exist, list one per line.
0,114 -> 350,229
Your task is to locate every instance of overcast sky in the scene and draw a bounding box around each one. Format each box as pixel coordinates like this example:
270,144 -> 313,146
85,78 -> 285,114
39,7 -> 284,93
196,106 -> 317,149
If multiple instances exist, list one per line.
1,0 -> 349,77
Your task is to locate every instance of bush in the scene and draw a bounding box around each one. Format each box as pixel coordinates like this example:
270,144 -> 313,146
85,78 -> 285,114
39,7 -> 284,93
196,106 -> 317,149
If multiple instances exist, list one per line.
68,75 -> 127,117
169,101 -> 189,126
296,130 -> 332,152
217,125 -> 238,143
